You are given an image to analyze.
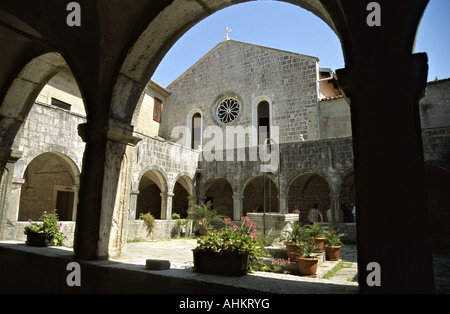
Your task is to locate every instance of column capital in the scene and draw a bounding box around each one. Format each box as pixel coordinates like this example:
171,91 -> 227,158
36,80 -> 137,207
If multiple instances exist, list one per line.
78,118 -> 142,146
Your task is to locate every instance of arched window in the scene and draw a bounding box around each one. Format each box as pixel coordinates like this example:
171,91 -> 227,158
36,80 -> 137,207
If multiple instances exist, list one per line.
191,112 -> 202,149
257,101 -> 270,145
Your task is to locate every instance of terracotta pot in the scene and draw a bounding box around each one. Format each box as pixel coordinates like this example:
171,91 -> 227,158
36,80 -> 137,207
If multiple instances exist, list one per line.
325,245 -> 341,261
200,227 -> 213,236
313,237 -> 325,253
297,256 -> 320,276
285,242 -> 302,261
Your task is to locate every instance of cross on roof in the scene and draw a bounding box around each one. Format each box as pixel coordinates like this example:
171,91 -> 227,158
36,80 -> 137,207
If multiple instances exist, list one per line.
223,27 -> 231,41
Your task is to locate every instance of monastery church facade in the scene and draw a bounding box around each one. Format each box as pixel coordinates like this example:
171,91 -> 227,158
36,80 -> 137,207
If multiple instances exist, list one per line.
1,40 -> 449,245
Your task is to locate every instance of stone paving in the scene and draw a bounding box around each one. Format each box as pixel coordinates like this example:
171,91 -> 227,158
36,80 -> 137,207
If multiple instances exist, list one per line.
111,238 -> 359,285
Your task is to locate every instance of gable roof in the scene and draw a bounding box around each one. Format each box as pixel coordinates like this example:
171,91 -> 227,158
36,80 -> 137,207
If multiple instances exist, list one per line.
166,40 -> 319,89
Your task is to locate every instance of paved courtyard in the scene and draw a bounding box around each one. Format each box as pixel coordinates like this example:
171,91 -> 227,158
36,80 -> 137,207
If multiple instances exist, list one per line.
111,238 -> 359,285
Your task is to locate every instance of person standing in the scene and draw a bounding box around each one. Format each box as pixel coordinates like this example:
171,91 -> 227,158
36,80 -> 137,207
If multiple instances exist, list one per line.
308,203 -> 323,224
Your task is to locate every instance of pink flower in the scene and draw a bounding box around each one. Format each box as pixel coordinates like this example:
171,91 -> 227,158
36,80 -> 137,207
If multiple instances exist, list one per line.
250,232 -> 258,239
223,218 -> 231,224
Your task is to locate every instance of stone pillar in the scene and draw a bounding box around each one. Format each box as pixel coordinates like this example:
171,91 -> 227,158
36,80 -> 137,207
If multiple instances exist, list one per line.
74,119 -> 141,260
329,193 -> 341,223
279,193 -> 287,213
129,189 -> 139,220
160,192 -> 174,220
187,195 -> 196,211
335,0 -> 434,292
232,194 -> 244,220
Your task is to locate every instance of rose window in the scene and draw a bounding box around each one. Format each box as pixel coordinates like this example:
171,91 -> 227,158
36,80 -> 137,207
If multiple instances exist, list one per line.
216,98 -> 240,124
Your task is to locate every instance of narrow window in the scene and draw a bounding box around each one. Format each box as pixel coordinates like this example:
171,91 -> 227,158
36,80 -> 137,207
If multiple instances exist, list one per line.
257,101 -> 270,145
191,112 -> 202,149
153,98 -> 162,123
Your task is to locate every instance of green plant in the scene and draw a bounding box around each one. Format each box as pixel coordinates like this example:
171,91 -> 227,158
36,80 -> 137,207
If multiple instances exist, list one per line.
304,222 -> 328,239
323,228 -> 346,247
139,212 -> 156,235
172,213 -> 188,228
193,217 -> 269,271
23,209 -> 66,246
295,240 -> 319,258
280,222 -> 310,244
187,201 -> 226,231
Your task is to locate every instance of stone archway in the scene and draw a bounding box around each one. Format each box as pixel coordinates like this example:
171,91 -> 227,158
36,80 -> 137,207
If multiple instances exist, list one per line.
136,169 -> 168,219
243,175 -> 278,216
204,177 -> 233,217
288,173 -> 330,223
18,152 -> 80,221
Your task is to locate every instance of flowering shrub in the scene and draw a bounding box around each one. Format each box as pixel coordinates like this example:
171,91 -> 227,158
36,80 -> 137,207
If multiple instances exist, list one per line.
261,258 -> 291,274
23,209 -> 66,246
139,212 -> 156,235
193,216 -> 269,271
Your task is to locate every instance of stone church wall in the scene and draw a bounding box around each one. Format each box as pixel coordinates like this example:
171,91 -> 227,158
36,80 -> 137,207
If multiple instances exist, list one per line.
162,40 -> 320,144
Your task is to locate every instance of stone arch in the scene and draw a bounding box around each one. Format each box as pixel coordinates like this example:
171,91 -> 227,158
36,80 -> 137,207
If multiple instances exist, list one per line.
204,177 -> 233,217
0,52 -> 70,153
287,172 -> 331,223
171,172 -> 195,218
339,171 -> 356,222
242,174 -> 278,215
18,152 -> 80,221
251,95 -> 273,146
136,167 -> 168,219
186,108 -> 204,149
110,1 -> 343,128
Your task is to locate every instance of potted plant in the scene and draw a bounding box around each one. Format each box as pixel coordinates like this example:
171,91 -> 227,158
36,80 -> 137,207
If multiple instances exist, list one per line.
192,216 -> 268,276
304,222 -> 328,253
280,222 -> 309,261
172,213 -> 189,237
139,212 -> 157,236
295,240 -> 320,277
23,209 -> 66,247
323,228 -> 346,261
187,201 -> 225,236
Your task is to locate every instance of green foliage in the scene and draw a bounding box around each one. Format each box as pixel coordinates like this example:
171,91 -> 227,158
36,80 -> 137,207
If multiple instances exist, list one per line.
139,212 -> 156,235
23,209 -> 66,246
187,201 -> 226,230
295,240 -> 319,258
303,222 -> 327,238
323,228 -> 346,247
194,217 -> 269,271
172,213 -> 188,229
280,222 -> 310,244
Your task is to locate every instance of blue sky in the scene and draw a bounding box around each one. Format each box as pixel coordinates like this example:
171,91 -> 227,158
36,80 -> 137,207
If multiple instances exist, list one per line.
152,0 -> 449,87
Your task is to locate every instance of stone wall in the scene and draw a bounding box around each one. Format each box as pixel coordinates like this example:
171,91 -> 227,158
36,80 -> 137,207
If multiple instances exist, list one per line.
162,40 -> 319,144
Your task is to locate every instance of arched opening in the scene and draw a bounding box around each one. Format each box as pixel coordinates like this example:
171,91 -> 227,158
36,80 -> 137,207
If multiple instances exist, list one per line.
288,173 -> 330,223
204,178 -> 233,217
425,166 -> 450,251
257,101 -> 270,145
340,173 -> 356,223
18,152 -> 80,221
243,175 -> 278,216
191,112 -> 202,149
136,169 -> 167,219
172,175 -> 194,218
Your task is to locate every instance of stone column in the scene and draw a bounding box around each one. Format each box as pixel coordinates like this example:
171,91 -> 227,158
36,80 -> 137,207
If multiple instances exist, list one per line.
129,189 -> 139,220
74,119 -> 141,260
232,194 -> 244,220
279,193 -> 287,213
187,195 -> 196,211
334,0 -> 434,293
328,193 -> 341,223
160,192 -> 174,220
